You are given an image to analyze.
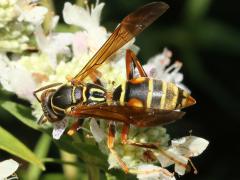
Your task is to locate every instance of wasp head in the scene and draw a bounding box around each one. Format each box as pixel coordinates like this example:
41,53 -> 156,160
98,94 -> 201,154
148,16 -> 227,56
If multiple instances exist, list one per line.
37,89 -> 65,124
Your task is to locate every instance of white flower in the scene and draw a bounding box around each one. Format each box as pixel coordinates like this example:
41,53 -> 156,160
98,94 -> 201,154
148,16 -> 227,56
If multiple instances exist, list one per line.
0,0 -> 48,52
0,159 -> 19,179
52,118 -> 69,140
34,17 -> 73,68
0,0 -> 18,28
16,0 -> 48,25
0,2 -> 209,179
142,48 -> 189,92
63,2 -> 104,32
171,136 -> 209,157
136,164 -> 175,180
156,136 -> 209,175
89,118 -> 105,143
0,54 -> 37,101
63,2 -> 108,57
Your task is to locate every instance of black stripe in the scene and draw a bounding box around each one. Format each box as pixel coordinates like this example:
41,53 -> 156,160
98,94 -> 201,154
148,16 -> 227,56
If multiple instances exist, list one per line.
151,80 -> 162,109
176,88 -> 184,109
125,79 -> 148,105
113,85 -> 122,101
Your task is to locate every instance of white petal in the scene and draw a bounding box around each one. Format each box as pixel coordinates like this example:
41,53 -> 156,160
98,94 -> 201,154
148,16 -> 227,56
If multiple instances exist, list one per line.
108,152 -> 119,170
171,136 -> 209,157
0,159 -> 19,178
72,32 -> 88,57
63,2 -> 104,32
156,151 -> 174,168
90,2 -> 105,27
50,16 -> 60,30
34,26 -> 73,67
173,155 -> 188,175
156,148 -> 188,175
18,6 -> 48,25
0,56 -> 36,102
63,2 -> 92,30
89,118 -> 105,142
136,164 -> 175,180
52,119 -> 69,140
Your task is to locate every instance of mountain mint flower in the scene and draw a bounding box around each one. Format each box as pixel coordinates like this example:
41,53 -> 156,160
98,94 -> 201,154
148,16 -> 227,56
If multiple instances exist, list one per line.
0,0 -> 47,52
0,1 -> 209,179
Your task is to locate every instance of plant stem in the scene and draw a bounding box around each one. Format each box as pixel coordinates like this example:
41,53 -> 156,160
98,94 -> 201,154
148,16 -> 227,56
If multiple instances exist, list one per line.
25,134 -> 51,179
60,150 -> 78,180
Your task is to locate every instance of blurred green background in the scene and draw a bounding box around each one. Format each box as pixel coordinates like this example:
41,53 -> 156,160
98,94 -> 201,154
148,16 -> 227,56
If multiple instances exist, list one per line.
1,0 -> 240,179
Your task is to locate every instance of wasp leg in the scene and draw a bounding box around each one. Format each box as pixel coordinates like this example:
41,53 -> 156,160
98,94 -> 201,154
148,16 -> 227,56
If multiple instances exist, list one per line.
157,147 -> 198,174
121,123 -> 197,174
67,118 -> 85,136
107,122 -> 129,173
107,123 -> 174,176
33,83 -> 63,102
126,49 -> 148,80
37,114 -> 47,125
121,123 -> 158,149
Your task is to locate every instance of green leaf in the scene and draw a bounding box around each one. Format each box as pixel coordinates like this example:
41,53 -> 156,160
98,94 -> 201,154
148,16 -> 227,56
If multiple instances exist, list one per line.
72,142 -> 108,169
53,137 -> 108,170
193,21 -> 240,54
0,101 -> 40,131
183,0 -> 212,22
0,126 -> 45,170
41,173 -> 65,180
86,164 -> 100,180
25,134 -> 51,179
106,169 -> 135,180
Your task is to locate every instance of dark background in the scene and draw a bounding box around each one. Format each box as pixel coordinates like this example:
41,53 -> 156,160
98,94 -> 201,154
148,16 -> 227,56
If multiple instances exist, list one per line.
1,0 -> 240,179
99,0 -> 240,179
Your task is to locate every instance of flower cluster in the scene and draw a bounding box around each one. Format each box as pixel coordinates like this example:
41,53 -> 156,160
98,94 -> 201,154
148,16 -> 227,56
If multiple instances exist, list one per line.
0,0 -> 47,52
0,1 -> 209,179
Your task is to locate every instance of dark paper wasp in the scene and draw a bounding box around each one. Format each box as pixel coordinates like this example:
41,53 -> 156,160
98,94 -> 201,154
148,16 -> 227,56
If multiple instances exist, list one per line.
34,2 -> 196,174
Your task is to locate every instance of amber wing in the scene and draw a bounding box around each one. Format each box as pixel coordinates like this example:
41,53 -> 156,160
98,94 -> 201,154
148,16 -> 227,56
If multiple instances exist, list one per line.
69,103 -> 185,127
71,2 -> 169,84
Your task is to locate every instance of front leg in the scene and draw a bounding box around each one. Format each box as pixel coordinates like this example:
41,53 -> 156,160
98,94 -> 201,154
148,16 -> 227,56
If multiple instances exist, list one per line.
67,118 -> 85,136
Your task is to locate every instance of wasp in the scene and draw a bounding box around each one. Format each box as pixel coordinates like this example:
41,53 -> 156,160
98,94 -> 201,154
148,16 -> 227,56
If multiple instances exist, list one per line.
34,2 -> 196,174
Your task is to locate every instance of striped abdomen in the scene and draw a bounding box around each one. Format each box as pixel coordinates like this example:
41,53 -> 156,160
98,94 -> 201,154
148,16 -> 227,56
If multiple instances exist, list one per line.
112,77 -> 195,110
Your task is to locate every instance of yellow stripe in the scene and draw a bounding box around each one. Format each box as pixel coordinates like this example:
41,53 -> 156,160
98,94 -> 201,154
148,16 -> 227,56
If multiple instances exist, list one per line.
82,86 -> 87,102
72,86 -> 76,103
163,83 -> 179,110
172,84 -> 179,109
120,82 -> 126,106
90,88 -> 104,94
147,79 -> 153,108
160,81 -> 167,109
89,96 -> 105,102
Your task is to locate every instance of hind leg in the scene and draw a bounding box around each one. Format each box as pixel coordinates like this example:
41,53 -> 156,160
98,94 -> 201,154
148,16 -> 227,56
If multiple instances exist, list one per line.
126,49 -> 148,80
